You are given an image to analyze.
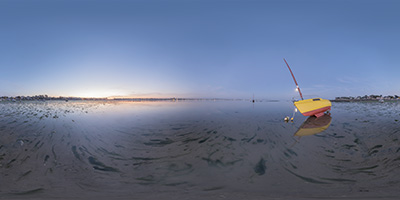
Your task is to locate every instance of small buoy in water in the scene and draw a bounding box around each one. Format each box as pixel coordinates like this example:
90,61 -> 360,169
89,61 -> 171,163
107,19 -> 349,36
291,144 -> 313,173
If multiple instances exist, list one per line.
284,116 -> 289,122
290,117 -> 294,121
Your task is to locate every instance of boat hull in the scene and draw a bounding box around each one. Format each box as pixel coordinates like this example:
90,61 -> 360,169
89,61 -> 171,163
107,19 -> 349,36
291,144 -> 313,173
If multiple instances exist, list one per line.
294,98 -> 331,117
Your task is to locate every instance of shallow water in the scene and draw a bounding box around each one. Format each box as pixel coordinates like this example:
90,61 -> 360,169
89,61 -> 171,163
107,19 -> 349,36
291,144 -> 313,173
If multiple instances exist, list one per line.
1,100 -> 400,199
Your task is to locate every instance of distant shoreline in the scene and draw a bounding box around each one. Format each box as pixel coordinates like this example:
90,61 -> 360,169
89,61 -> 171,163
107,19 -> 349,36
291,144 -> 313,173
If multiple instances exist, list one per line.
2,94 -> 399,103
333,94 -> 399,102
0,96 -> 281,102
331,99 -> 399,102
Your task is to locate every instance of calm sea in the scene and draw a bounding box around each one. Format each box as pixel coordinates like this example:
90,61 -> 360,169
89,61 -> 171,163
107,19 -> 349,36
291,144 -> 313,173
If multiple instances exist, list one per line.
1,100 -> 400,199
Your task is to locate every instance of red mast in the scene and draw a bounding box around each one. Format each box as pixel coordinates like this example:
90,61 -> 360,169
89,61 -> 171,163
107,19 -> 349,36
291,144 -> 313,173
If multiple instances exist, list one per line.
283,58 -> 304,100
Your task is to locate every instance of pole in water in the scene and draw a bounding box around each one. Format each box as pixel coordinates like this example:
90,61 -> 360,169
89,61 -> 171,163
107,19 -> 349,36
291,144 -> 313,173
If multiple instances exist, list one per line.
283,58 -> 304,100
291,107 -> 297,121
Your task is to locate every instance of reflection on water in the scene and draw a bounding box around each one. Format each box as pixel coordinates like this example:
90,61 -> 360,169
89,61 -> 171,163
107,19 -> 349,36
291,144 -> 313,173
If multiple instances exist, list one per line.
1,100 -> 400,199
295,114 -> 332,136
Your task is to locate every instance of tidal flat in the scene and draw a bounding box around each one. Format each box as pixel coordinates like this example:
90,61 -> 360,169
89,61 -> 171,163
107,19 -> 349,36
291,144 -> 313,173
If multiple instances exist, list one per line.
1,100 -> 400,199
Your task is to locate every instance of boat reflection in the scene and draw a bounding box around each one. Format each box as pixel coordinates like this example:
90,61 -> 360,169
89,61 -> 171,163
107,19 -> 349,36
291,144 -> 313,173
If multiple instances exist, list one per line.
295,114 -> 332,136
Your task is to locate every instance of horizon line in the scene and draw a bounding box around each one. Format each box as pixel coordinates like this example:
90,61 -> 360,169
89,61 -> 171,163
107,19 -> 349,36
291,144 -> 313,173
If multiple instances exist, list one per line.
0,95 -> 276,101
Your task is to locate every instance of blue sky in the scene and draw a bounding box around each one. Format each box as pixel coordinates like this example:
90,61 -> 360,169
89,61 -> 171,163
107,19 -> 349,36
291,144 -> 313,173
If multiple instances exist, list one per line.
0,0 -> 399,99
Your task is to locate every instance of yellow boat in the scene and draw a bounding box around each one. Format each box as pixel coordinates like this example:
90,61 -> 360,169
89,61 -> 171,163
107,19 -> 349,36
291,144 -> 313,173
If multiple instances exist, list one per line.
294,98 -> 331,118
295,114 -> 332,136
284,59 -> 331,117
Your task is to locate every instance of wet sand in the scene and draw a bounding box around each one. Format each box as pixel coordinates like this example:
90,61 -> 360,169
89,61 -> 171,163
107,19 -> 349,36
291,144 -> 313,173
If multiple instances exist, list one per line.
1,100 -> 400,199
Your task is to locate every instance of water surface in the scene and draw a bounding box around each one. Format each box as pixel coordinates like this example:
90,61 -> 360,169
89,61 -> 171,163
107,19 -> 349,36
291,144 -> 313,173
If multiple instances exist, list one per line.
1,100 -> 400,199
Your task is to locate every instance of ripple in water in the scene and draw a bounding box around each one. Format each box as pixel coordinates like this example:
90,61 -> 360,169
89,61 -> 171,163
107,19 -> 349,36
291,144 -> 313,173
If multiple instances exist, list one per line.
0,100 -> 399,199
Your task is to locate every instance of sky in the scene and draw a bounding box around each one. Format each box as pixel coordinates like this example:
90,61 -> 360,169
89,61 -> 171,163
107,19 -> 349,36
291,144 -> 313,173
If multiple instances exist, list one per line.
0,0 -> 399,99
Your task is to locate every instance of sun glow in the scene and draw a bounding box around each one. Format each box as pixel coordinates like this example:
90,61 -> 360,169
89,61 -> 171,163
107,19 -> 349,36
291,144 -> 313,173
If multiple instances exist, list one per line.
70,89 -> 130,98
